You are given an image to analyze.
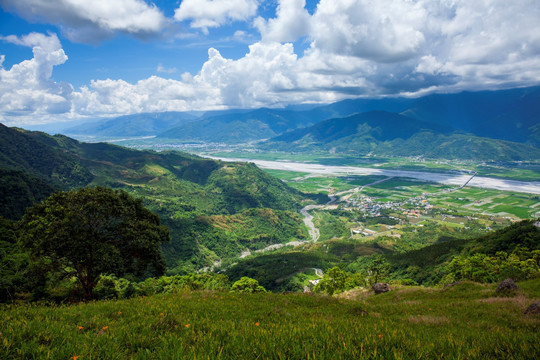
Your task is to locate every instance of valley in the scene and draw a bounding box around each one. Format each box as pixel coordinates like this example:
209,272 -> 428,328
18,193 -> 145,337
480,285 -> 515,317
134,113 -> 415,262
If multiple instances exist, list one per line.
3,3 -> 540,358
2,85 -> 539,292
65,134 -> 536,291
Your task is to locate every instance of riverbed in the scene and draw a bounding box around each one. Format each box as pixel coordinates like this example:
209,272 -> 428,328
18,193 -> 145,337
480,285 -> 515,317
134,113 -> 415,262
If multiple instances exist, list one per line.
212,157 -> 540,194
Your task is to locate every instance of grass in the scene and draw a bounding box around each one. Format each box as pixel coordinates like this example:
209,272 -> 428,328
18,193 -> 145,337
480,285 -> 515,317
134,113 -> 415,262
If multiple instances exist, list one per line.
1,280 -> 539,359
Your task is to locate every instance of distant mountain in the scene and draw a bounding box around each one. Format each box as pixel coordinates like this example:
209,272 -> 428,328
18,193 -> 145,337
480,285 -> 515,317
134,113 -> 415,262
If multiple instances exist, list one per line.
58,86 -> 540,148
264,111 -> 540,161
64,111 -> 198,137
310,86 -> 540,148
158,108 -> 321,143
400,87 -> 540,147
273,111 -> 454,143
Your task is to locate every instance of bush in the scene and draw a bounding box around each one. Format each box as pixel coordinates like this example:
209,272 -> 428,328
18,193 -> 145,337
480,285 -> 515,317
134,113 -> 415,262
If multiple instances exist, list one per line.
230,277 -> 266,293
93,275 -> 118,300
314,267 -> 366,295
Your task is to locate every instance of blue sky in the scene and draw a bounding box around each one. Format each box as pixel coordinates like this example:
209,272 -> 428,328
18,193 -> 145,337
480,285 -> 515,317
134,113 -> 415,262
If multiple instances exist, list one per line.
1,0 -> 540,126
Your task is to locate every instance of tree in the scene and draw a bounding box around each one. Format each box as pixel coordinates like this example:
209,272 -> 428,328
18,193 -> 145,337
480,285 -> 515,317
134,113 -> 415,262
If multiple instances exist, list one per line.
230,277 -> 266,293
314,267 -> 348,295
0,217 -> 30,301
367,255 -> 390,285
20,187 -> 170,299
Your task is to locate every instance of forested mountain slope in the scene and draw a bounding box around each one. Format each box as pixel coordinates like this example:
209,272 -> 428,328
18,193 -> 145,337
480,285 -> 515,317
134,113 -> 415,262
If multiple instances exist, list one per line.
264,111 -> 540,161
0,124 -> 308,271
158,108 -> 319,143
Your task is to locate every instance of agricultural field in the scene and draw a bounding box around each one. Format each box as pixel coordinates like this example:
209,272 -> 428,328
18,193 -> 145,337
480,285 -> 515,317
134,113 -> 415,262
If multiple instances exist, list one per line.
250,156 -> 539,250
2,280 -> 539,359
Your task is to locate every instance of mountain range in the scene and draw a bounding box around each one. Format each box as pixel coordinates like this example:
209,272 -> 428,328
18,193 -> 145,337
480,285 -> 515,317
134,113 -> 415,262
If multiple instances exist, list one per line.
60,86 -> 540,152
65,111 -> 198,137
263,110 -> 540,161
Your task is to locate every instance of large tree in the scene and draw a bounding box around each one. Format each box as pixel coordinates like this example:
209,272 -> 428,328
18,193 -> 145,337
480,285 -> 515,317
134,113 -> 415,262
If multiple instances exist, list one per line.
21,187 -> 169,299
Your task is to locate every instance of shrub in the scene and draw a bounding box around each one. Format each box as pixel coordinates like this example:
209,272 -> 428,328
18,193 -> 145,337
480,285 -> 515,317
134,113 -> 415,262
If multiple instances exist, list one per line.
231,277 -> 266,293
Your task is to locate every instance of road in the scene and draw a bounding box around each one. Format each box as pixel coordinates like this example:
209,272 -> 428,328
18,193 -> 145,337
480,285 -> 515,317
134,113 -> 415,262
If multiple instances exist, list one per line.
240,194 -> 335,258
313,268 -> 324,278
300,194 -> 337,242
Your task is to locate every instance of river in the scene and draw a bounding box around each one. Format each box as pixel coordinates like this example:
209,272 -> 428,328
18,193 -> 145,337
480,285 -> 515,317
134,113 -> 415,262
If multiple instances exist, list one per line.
211,157 -> 540,195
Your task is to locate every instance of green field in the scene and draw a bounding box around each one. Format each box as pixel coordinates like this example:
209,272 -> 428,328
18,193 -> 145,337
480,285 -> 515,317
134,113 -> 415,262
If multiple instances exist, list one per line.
2,280 -> 539,359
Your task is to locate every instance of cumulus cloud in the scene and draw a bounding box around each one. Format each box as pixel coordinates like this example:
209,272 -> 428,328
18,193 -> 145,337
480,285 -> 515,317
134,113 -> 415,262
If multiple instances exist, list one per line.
412,0 -> 540,91
310,0 -> 427,63
0,33 -> 73,123
67,41 -> 377,116
299,0 -> 540,93
174,0 -> 259,34
72,76 -> 221,116
254,0 -> 311,43
0,0 -> 167,42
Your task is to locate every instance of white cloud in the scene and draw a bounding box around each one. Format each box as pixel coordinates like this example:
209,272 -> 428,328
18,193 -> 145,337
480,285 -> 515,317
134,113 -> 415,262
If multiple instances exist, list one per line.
0,0 -> 167,42
67,41 -> 376,116
254,0 -> 311,43
174,0 -> 259,34
0,33 -> 73,123
156,64 -> 177,74
310,0 -> 427,63
3,1 -> 540,125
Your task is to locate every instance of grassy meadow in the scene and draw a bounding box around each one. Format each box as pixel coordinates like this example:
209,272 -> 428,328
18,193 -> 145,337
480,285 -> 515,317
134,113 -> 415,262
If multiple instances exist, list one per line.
2,280 -> 539,359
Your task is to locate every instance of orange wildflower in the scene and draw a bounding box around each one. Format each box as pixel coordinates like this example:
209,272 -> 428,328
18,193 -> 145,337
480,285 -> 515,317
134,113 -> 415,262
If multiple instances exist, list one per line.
160,313 -> 164,316
255,322 -> 260,326
77,326 -> 84,331
102,326 -> 108,331
118,311 -> 122,315
71,356 -> 80,360
378,334 -> 383,338
185,324 -> 190,328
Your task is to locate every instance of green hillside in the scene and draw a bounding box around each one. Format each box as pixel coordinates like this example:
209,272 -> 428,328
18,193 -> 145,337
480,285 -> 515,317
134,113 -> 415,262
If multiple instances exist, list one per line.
265,111 -> 540,161
0,168 -> 56,220
0,124 -> 308,270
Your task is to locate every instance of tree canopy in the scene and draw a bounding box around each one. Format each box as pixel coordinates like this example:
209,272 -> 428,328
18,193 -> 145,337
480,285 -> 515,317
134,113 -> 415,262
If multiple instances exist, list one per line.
21,187 -> 169,299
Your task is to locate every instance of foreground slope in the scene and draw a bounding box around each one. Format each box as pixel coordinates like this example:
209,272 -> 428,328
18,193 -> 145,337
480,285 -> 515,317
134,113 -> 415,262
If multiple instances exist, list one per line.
1,280 -> 538,359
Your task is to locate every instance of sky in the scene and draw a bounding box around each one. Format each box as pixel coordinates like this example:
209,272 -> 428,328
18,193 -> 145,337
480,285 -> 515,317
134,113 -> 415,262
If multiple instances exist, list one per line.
1,0 -> 540,126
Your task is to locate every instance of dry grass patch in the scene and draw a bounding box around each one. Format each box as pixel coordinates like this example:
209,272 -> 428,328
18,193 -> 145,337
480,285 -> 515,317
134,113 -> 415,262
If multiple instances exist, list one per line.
477,294 -> 530,308
408,315 -> 450,325
335,287 -> 371,300
402,300 -> 422,306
